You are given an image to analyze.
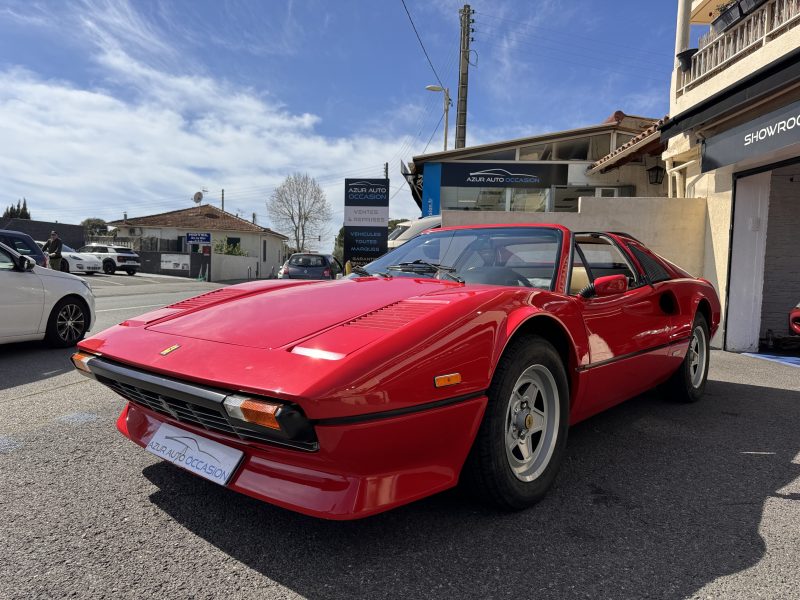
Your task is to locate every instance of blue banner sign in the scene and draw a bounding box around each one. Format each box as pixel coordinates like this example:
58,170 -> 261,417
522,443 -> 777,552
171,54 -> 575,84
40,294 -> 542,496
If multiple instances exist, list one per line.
186,232 -> 211,244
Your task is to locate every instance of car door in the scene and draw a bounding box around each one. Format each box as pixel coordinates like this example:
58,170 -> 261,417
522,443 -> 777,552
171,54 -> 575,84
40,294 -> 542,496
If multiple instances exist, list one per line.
571,235 -> 675,410
0,246 -> 45,339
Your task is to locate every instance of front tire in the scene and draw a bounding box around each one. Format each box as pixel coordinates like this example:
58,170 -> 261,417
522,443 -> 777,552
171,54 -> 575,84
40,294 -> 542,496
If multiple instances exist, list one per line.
462,335 -> 569,510
45,297 -> 89,348
60,260 -> 69,273
667,313 -> 710,403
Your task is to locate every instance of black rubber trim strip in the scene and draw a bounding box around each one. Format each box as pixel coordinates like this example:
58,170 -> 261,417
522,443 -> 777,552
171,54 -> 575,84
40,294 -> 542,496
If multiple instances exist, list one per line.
86,356 -> 229,411
315,390 -> 487,426
576,337 -> 691,372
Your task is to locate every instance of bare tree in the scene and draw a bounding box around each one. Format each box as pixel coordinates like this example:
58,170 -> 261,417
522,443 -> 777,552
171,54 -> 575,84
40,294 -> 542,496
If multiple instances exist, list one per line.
267,173 -> 332,252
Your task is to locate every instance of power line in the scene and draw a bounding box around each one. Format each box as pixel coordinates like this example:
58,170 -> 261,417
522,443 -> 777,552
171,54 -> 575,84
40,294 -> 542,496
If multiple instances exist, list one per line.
400,0 -> 445,89
422,111 -> 445,155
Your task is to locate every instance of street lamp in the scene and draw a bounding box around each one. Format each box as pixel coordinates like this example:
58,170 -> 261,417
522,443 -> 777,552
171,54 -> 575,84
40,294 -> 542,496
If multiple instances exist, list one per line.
425,85 -> 451,152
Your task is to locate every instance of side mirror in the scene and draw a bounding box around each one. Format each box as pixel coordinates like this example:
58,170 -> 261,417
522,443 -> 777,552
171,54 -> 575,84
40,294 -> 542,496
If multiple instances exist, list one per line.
17,255 -> 36,271
594,274 -> 628,297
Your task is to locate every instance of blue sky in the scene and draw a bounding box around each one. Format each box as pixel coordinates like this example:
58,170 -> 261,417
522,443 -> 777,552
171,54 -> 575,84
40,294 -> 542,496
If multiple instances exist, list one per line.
0,0 -> 678,250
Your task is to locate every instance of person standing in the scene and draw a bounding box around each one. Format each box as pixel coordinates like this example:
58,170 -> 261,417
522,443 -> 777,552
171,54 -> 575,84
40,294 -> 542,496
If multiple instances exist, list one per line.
42,230 -> 63,271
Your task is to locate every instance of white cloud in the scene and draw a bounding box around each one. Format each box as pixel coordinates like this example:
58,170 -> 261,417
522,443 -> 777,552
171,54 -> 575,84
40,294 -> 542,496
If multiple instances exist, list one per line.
0,1 -> 425,251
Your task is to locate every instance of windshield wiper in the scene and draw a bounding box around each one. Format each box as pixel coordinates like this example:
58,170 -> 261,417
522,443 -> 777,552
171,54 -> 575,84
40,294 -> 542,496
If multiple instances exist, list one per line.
386,260 -> 463,283
351,265 -> 391,278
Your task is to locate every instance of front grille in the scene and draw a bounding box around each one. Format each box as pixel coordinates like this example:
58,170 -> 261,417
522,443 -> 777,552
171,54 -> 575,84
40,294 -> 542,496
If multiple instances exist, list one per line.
100,376 -> 296,447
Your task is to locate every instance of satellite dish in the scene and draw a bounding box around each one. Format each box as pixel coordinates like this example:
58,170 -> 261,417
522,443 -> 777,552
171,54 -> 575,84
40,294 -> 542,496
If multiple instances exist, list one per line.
193,191 -> 203,204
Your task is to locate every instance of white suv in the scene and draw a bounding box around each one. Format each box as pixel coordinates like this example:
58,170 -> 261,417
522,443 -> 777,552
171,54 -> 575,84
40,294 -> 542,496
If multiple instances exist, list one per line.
78,244 -> 141,276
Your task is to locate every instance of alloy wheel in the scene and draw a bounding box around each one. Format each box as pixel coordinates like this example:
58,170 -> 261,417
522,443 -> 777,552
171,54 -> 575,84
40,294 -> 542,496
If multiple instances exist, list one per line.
504,364 -> 560,482
56,303 -> 85,343
688,325 -> 707,388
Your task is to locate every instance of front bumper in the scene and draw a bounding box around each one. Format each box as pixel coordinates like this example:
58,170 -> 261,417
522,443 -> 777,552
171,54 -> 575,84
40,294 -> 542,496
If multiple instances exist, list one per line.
83,356 -> 487,519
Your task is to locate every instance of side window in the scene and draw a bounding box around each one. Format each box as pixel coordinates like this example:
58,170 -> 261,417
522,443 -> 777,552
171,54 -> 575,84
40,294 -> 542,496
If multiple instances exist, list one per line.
0,247 -> 15,270
629,244 -> 671,283
575,237 -> 637,286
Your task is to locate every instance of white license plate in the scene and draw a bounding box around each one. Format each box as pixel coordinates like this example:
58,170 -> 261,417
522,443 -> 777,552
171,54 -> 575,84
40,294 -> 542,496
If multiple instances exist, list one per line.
145,422 -> 243,486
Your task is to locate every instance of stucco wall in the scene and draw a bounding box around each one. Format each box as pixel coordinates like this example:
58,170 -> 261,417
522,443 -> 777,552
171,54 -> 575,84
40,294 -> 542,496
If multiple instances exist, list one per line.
760,165 -> 800,337
210,253 -> 259,282
442,196 -> 708,277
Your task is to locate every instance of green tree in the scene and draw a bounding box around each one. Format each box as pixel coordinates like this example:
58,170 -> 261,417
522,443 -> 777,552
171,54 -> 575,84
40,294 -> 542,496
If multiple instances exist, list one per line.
3,198 -> 31,219
81,218 -> 108,236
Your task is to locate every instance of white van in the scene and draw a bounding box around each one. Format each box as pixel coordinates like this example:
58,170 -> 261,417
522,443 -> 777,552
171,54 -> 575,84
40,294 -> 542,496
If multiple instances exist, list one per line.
387,215 -> 442,250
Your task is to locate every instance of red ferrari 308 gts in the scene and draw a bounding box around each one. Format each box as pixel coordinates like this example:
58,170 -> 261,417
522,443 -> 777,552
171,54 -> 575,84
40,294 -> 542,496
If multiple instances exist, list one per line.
73,224 -> 720,519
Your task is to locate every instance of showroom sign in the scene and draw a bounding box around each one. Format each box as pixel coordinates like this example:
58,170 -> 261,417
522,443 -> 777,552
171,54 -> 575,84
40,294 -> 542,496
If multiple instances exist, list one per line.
343,178 -> 389,267
702,98 -> 800,171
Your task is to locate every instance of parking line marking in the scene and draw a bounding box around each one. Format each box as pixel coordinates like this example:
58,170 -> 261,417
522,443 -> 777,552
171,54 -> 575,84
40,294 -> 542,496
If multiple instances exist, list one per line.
97,304 -> 165,313
88,279 -> 124,286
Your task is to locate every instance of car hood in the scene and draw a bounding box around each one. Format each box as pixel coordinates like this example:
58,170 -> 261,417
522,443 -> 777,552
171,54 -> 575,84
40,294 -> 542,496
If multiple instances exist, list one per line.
145,277 -> 463,349
66,252 -> 101,263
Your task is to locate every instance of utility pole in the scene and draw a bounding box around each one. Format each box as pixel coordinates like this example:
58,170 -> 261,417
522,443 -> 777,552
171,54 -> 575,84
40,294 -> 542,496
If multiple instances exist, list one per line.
384,162 -> 389,179
455,4 -> 474,149
221,188 -> 225,212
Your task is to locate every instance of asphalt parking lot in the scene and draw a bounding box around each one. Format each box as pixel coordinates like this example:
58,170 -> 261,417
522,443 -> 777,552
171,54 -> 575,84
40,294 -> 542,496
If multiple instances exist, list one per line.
1,282 -> 799,600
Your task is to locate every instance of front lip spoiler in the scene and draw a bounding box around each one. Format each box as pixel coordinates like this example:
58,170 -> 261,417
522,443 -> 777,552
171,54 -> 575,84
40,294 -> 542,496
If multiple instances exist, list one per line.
80,356 -> 317,451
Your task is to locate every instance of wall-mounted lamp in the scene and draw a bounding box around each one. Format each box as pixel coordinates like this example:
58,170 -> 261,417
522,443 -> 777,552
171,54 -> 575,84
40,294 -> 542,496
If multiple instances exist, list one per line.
647,165 -> 666,185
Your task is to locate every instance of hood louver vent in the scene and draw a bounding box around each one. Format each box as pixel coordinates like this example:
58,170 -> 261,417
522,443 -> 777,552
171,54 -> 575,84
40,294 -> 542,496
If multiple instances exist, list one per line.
168,288 -> 245,310
343,299 -> 445,331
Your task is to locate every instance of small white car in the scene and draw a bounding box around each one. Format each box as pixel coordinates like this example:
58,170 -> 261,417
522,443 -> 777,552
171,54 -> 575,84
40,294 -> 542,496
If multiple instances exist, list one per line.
37,241 -> 103,275
387,215 -> 441,249
77,244 -> 140,275
0,241 -> 96,347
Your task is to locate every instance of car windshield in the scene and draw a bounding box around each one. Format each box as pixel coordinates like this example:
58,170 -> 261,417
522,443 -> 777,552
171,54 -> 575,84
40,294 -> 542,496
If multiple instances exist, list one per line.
388,225 -> 410,241
361,227 -> 561,289
62,244 -> 75,252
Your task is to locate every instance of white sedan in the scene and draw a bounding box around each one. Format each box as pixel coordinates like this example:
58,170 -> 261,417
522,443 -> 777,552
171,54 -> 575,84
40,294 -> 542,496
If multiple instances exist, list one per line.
0,241 -> 96,347
37,241 -> 103,274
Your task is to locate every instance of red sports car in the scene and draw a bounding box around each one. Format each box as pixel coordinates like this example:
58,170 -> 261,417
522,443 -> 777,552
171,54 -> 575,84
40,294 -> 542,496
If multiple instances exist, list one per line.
72,224 -> 720,519
790,303 -> 800,335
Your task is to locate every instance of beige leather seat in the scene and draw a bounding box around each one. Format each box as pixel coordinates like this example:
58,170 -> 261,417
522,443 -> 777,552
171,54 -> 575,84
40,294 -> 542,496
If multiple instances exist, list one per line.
569,266 -> 590,295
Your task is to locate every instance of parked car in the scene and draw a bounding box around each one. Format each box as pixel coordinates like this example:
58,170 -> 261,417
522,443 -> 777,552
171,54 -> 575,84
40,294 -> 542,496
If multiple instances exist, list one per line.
72,224 -> 719,519
78,244 -> 140,275
0,229 -> 48,267
0,241 -> 95,347
37,241 -> 102,275
791,303 -> 800,335
387,215 -> 441,249
278,253 -> 342,279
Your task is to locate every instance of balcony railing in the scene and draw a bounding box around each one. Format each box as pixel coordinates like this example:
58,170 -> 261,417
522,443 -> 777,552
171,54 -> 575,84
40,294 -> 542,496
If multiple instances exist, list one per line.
677,0 -> 800,97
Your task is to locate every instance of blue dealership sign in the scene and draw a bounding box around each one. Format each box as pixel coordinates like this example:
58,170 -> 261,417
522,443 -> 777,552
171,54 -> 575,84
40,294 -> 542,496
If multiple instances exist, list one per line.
343,178 -> 389,266
186,232 -> 211,244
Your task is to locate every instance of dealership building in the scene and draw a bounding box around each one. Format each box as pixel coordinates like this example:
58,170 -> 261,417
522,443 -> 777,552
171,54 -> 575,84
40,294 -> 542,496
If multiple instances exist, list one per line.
402,0 -> 800,353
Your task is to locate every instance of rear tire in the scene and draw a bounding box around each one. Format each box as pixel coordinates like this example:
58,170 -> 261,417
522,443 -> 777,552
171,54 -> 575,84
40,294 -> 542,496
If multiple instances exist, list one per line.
666,313 -> 710,403
103,260 -> 115,274
45,297 -> 89,348
462,335 -> 569,510
125,269 -> 136,276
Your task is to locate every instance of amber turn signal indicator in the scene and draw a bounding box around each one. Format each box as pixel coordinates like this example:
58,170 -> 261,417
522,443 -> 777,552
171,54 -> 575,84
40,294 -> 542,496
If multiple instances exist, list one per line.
223,395 -> 282,430
434,373 -> 462,388
71,351 -> 95,374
